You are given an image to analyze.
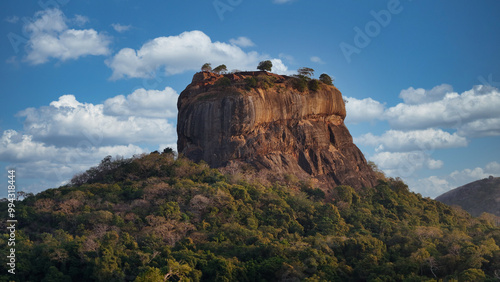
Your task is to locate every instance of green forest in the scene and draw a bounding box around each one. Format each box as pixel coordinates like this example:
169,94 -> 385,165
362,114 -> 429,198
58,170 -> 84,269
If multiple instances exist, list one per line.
1,151 -> 499,281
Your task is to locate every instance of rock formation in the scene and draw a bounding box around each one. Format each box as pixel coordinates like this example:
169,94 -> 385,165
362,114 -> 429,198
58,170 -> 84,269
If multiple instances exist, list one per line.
177,71 -> 377,190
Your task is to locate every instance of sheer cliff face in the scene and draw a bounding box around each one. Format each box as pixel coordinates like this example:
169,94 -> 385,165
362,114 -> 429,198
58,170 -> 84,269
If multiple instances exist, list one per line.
177,71 -> 377,189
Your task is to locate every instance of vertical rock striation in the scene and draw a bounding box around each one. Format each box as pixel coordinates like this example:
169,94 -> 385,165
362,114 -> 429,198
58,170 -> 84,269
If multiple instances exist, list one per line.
177,71 -> 377,190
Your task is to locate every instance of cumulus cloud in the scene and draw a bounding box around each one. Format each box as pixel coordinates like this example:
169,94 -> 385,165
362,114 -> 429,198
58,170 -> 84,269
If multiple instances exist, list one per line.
0,129 -> 145,196
356,129 -> 468,152
310,56 -> 325,64
399,84 -> 453,105
449,161 -> 500,185
457,117 -> 500,137
350,84 -> 500,138
350,84 -> 500,192
112,23 -> 132,33
1,130 -> 59,163
106,30 -> 289,79
17,93 -> 177,147
369,151 -> 444,178
229,36 -> 255,47
406,161 -> 500,198
1,87 -> 179,197
406,176 -> 454,199
0,129 -> 144,169
103,87 -> 179,118
344,96 -> 385,124
270,58 -> 294,75
25,8 -> 110,64
385,85 -> 500,135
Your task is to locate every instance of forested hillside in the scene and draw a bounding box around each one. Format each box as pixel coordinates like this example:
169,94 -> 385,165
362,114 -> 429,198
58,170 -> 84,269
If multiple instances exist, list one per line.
1,151 -> 499,281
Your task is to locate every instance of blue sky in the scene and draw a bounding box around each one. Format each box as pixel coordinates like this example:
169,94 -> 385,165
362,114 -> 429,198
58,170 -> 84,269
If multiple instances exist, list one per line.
1,0 -> 499,198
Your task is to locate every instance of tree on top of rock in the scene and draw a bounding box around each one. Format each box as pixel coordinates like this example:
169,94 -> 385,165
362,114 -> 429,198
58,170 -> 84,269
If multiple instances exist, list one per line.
297,67 -> 315,78
319,73 -> 334,85
201,63 -> 212,72
213,64 -> 227,74
257,60 -> 273,72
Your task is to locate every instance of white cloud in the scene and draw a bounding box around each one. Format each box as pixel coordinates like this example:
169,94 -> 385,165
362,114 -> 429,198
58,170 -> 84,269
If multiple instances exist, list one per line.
385,85 -> 500,135
485,161 -> 500,173
17,93 -> 177,147
406,176 -> 454,199
0,129 -> 143,167
310,56 -> 325,64
344,96 -> 385,124
399,84 -> 453,105
103,87 -> 179,118
356,129 -> 468,152
427,159 -> 444,170
25,8 -> 110,64
106,30 -> 289,79
457,117 -> 500,137
0,129 -> 145,196
349,83 -> 500,198
112,23 -> 132,33
229,36 -> 255,47
26,8 -> 67,33
1,130 -> 59,162
1,87 -> 181,197
407,161 -> 500,198
449,161 -> 500,185
369,151 -> 444,178
270,58 -> 294,75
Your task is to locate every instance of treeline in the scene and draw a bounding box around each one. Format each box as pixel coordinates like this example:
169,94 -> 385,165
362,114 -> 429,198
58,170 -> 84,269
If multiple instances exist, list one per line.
201,60 -> 335,93
1,152 -> 499,281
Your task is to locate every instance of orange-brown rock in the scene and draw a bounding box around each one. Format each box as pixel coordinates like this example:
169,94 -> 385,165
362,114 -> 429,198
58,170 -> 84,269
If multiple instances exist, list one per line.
177,71 -> 377,190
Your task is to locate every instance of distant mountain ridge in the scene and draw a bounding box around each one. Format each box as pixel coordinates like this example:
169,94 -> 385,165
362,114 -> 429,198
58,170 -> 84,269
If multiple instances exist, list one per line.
435,176 -> 500,217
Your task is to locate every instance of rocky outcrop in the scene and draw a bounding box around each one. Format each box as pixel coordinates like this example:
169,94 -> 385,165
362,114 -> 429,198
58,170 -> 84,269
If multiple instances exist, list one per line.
177,71 -> 377,190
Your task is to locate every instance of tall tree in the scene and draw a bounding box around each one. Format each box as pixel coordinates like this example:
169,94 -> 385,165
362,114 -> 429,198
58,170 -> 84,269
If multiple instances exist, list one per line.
319,73 -> 334,85
257,60 -> 273,72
